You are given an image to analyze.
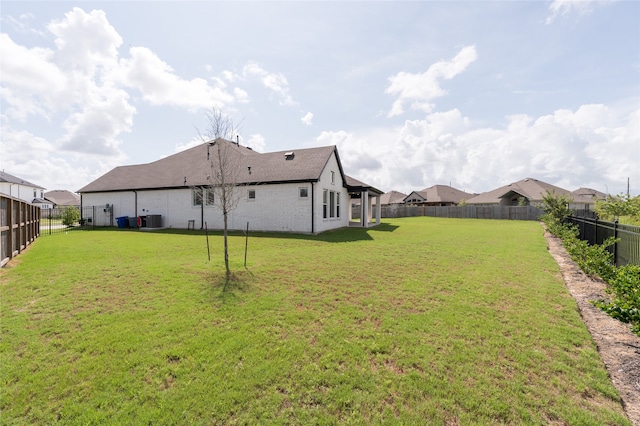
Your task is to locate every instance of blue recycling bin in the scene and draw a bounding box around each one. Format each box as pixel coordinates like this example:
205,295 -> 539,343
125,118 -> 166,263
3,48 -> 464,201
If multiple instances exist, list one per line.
116,216 -> 128,228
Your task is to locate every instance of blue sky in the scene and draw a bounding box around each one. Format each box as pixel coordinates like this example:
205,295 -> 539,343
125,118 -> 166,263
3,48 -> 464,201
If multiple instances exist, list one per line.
1,0 -> 638,196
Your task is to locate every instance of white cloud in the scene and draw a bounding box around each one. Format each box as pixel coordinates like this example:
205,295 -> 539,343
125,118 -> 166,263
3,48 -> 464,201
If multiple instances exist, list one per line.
301,112 -> 314,126
1,12 -> 43,35
59,88 -> 136,155
234,87 -> 250,103
385,45 -> 478,117
546,0 -> 614,25
0,34 -> 67,120
242,62 -> 297,106
118,47 -> 234,111
0,125 -> 125,191
47,8 -> 122,75
316,104 -> 638,195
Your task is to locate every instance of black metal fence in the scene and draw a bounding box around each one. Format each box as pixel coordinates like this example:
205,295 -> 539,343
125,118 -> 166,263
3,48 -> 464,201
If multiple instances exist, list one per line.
39,205 -> 113,236
376,205 -> 544,221
566,215 -> 640,267
1,194 -> 40,267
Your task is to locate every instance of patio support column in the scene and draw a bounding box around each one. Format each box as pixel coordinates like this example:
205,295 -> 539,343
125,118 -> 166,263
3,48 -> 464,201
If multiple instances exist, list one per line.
367,192 -> 373,225
361,190 -> 368,227
375,194 -> 381,224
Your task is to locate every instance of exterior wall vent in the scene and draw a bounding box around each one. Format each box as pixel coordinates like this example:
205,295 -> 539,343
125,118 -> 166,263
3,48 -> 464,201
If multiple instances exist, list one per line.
285,152 -> 295,160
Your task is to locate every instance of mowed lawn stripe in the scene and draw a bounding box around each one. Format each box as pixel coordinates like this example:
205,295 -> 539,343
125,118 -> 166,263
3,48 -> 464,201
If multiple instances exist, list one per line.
1,217 -> 629,425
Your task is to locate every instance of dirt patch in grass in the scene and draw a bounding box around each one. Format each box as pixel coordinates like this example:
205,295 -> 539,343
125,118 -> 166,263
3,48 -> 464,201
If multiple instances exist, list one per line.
545,231 -> 640,425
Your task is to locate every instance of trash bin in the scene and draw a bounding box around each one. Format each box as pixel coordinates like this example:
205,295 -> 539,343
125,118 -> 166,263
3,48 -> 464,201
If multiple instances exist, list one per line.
128,217 -> 138,228
116,216 -> 128,228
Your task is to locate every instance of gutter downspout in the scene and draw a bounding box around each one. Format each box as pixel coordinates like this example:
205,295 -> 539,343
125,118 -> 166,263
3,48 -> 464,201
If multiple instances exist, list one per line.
311,182 -> 315,234
133,190 -> 138,218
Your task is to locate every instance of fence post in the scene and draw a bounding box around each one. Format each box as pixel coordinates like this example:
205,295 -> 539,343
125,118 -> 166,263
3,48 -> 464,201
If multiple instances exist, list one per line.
613,220 -> 619,266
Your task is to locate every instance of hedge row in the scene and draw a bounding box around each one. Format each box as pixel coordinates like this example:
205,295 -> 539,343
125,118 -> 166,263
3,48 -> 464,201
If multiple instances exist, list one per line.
545,217 -> 640,336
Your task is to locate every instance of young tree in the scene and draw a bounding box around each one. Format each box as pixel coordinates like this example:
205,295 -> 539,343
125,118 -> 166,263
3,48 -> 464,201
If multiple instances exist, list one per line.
540,190 -> 573,224
595,194 -> 640,224
198,108 -> 243,278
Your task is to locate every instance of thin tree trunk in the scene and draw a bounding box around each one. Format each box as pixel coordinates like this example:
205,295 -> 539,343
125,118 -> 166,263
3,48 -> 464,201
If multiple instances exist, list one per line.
223,210 -> 230,278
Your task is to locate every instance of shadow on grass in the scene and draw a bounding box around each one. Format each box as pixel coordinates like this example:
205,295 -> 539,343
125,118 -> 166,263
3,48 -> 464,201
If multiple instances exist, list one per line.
208,269 -> 255,304
136,221 -> 400,243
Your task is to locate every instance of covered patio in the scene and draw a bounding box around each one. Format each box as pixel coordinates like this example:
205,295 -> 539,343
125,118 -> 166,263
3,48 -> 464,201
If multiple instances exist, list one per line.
346,176 -> 384,228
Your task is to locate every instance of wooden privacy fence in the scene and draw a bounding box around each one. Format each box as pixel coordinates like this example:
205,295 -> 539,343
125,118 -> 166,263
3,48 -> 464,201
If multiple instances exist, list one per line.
373,205 -> 544,221
566,215 -> 640,267
1,194 -> 40,267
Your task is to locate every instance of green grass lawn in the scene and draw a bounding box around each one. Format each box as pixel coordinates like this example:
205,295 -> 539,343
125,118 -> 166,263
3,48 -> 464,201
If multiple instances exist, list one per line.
1,217 -> 629,425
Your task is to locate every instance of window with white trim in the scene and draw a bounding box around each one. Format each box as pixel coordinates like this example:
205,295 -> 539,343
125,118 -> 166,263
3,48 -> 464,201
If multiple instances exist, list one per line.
323,189 -> 328,218
193,188 -> 203,206
336,192 -> 340,218
205,189 -> 215,206
329,191 -> 335,218
248,189 -> 256,200
299,187 -> 308,198
331,171 -> 335,184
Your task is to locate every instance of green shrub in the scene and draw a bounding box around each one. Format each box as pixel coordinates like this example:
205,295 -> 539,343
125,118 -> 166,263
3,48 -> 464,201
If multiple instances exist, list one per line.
540,191 -> 573,225
565,236 -> 617,282
61,206 -> 80,226
593,265 -> 640,334
543,208 -> 638,335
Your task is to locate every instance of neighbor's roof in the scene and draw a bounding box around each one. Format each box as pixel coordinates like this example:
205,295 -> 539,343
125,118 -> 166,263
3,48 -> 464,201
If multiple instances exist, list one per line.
379,190 -> 408,205
45,190 -> 81,206
572,187 -> 607,200
0,171 -> 44,189
78,139 -> 378,194
404,185 -> 474,203
466,178 -> 593,204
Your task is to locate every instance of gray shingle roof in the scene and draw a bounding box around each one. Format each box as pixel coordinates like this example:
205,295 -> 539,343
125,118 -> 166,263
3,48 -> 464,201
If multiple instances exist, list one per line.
380,190 -> 408,205
78,139 -> 364,193
406,185 -> 474,204
0,171 -> 44,189
572,187 -> 607,200
466,178 -> 594,205
44,190 -> 81,206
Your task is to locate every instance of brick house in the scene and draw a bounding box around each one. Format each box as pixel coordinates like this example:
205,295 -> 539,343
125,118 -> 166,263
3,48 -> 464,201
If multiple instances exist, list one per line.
78,139 -> 382,233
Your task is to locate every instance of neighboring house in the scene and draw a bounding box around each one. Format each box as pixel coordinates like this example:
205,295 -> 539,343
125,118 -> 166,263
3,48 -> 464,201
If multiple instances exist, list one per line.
403,185 -> 474,206
0,171 -> 46,205
78,139 -> 383,233
44,190 -> 81,208
466,177 -> 596,209
572,187 -> 607,201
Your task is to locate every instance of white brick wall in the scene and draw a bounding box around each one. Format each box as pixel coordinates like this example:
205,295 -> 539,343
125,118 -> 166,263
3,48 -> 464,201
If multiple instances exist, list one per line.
80,151 -> 352,233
